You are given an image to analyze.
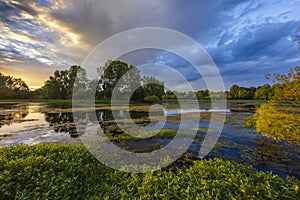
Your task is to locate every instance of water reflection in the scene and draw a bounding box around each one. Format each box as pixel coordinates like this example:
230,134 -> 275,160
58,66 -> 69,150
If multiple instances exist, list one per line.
43,108 -> 160,138
44,112 -> 78,138
229,103 -> 259,113
0,103 -> 28,128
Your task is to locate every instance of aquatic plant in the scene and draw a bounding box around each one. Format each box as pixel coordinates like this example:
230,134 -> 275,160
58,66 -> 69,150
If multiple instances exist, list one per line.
0,144 -> 299,199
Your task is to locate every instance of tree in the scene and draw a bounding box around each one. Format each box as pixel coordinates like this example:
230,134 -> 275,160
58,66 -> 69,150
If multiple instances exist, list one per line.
98,60 -> 165,102
0,73 -> 29,99
249,86 -> 257,99
42,66 -> 88,99
254,84 -> 273,100
270,66 -> 300,101
162,90 -> 177,100
141,76 -> 165,100
227,84 -> 240,99
227,85 -> 255,99
238,87 -> 251,99
98,60 -> 141,100
196,90 -> 210,100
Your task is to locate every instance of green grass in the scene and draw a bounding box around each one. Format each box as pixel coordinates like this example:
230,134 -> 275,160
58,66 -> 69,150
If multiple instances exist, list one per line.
0,144 -> 299,199
189,127 -> 215,132
108,129 -> 194,142
242,115 -> 256,128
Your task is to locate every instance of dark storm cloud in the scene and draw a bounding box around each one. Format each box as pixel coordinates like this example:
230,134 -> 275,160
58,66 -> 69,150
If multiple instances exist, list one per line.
209,21 -> 300,64
0,0 -> 299,89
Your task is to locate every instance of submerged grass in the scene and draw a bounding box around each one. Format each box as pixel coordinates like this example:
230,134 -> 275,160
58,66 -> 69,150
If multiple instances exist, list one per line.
108,129 -> 193,142
0,144 -> 299,199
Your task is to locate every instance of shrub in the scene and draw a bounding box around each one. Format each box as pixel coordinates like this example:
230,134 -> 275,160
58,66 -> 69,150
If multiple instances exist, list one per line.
127,158 -> 300,200
242,115 -> 256,128
254,102 -> 300,145
0,144 -> 299,199
0,145 -> 300,199
144,95 -> 160,103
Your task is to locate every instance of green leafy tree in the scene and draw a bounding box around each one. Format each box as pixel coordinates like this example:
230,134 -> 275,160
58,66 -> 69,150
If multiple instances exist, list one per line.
254,84 -> 273,100
238,87 -> 251,99
42,66 -> 88,99
141,76 -> 165,100
249,86 -> 257,99
227,84 -> 240,99
162,90 -> 177,100
98,60 -> 141,99
0,73 -> 29,99
196,90 -> 210,100
98,60 -> 165,102
270,66 -> 300,101
227,85 -> 255,99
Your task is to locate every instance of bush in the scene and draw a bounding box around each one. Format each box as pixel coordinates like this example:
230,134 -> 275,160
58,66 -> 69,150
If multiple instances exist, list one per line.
254,102 -> 300,145
144,95 -> 160,103
0,144 -> 299,199
242,115 -> 256,128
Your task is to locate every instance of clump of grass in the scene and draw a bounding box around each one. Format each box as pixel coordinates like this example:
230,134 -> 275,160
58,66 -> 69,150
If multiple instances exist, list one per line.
108,129 -> 193,142
242,115 -> 256,128
0,144 -> 299,199
189,127 -> 214,132
223,118 -> 239,125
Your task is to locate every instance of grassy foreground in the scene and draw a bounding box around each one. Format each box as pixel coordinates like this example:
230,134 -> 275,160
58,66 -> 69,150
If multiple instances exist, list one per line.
0,144 -> 299,200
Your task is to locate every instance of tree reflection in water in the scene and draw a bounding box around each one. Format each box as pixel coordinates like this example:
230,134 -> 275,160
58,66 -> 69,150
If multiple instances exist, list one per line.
45,112 -> 78,137
44,109 -> 160,138
0,104 -> 28,128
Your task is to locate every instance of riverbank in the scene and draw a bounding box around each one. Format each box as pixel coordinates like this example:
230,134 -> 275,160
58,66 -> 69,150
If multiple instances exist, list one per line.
0,99 -> 270,103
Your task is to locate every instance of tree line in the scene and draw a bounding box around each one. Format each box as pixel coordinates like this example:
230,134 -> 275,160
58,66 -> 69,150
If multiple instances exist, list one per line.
0,73 -> 30,99
32,60 -> 165,102
226,66 -> 300,101
0,61 -> 299,102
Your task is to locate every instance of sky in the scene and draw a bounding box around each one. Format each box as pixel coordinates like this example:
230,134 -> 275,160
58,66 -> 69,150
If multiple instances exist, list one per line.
0,0 -> 299,91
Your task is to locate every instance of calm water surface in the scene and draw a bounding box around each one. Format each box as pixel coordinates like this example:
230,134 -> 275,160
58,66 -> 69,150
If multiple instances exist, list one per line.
0,102 -> 299,179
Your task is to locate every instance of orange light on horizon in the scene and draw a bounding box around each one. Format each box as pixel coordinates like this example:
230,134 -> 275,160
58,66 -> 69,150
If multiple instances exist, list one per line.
0,68 -> 50,90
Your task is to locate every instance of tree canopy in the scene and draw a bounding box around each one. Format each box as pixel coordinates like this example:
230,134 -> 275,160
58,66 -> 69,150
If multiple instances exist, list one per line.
0,73 -> 29,99
269,66 -> 300,101
98,60 -> 165,102
1,61 -> 299,102
40,66 -> 88,100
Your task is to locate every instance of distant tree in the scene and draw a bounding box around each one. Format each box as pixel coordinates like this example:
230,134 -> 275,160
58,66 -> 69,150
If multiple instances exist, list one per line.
141,76 -> 165,100
143,95 -> 160,103
98,60 -> 141,100
227,84 -> 240,99
238,87 -> 251,99
162,90 -> 177,100
254,84 -> 273,100
98,60 -> 165,102
226,84 -> 257,100
196,90 -> 210,100
269,66 -> 300,101
42,66 -> 88,99
0,73 -> 29,99
248,86 -> 257,99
